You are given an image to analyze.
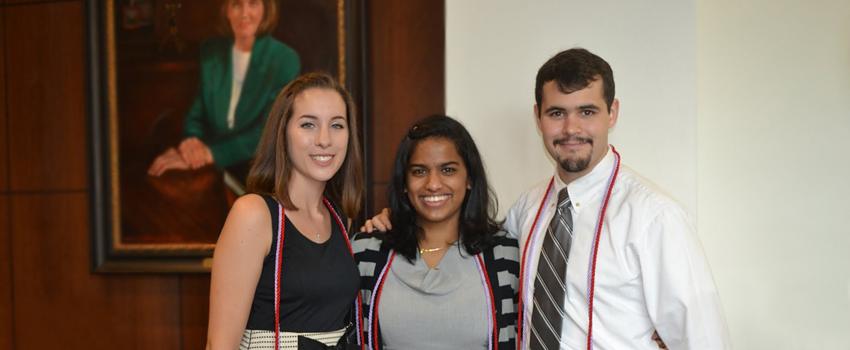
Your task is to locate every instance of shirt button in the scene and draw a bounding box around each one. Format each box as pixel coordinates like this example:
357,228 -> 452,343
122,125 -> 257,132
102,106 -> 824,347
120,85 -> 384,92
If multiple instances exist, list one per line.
575,202 -> 581,208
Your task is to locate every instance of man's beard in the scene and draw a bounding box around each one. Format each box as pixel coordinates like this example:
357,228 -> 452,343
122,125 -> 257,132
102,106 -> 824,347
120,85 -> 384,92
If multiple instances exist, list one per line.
554,136 -> 592,172
558,155 -> 591,173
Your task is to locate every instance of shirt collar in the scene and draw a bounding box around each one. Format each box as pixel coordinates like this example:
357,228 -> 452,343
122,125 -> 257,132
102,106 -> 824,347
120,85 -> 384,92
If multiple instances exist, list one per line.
552,146 -> 615,214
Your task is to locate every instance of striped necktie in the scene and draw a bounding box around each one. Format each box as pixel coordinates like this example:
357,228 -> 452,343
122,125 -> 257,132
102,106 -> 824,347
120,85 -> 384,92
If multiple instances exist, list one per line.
530,187 -> 572,349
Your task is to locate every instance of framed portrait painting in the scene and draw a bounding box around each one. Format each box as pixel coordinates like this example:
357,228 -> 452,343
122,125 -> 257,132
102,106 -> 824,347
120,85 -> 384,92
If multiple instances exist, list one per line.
87,0 -> 367,272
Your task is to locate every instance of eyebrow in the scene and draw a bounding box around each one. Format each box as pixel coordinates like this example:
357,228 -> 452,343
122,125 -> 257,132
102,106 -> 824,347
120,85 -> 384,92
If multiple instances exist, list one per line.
544,104 -> 601,114
408,161 -> 461,168
544,106 -> 566,114
296,115 -> 347,121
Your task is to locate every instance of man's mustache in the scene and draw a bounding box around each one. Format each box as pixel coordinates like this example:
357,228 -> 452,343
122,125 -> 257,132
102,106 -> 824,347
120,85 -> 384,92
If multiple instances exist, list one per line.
553,136 -> 592,146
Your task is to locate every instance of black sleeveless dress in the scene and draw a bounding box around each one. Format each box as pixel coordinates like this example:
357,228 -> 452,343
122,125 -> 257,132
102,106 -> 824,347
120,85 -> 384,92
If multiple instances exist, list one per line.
241,195 -> 360,349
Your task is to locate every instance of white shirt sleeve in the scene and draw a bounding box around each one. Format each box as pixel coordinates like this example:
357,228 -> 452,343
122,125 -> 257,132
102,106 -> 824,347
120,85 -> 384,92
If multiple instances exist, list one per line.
638,203 -> 731,349
504,198 -> 523,240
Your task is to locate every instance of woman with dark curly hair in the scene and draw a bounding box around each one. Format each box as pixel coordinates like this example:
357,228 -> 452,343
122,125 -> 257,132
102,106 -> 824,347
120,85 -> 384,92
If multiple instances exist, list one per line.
352,115 -> 519,349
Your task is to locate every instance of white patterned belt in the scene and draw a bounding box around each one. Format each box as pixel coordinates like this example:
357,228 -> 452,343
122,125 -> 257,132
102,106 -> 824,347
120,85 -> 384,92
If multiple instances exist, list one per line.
240,327 -> 347,350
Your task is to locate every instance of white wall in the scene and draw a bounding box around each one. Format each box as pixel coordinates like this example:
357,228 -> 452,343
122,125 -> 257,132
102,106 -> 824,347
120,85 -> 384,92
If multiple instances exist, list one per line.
447,0 -> 850,348
697,0 -> 850,348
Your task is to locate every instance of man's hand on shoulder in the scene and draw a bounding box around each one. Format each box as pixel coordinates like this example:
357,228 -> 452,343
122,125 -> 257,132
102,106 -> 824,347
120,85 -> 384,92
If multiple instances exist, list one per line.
359,208 -> 391,232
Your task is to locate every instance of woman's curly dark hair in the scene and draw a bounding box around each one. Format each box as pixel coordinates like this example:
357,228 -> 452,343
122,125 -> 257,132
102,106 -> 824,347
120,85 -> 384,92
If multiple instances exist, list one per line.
386,115 -> 501,261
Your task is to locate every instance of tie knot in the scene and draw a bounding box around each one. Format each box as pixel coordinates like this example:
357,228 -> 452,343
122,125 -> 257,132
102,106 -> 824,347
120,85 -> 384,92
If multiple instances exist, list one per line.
557,187 -> 571,209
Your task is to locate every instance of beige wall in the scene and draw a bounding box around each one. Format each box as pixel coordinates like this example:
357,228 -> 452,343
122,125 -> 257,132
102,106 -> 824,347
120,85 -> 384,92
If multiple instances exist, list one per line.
447,0 -> 850,348
698,0 -> 850,348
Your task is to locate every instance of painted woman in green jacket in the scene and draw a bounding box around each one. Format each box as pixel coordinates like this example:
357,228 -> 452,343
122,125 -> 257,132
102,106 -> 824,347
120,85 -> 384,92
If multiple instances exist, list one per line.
148,0 -> 300,185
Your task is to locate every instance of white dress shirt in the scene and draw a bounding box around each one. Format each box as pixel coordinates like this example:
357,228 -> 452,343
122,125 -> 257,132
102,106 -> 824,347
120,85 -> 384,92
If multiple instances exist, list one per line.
505,147 -> 730,350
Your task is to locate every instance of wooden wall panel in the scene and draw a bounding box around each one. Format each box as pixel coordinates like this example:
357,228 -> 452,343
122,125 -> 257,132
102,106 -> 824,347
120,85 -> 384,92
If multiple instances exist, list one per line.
0,195 -> 12,350
5,1 -> 87,191
1,6 -> 12,348
6,0 -> 49,4
1,5 -> 7,192
179,275 -> 210,350
371,183 -> 388,219
11,193 -> 182,349
366,0 -> 445,212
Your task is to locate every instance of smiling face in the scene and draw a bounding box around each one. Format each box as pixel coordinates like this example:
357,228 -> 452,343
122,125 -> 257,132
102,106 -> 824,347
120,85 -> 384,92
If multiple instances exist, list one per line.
226,0 -> 264,41
286,88 -> 349,186
406,137 -> 469,228
535,79 -> 618,183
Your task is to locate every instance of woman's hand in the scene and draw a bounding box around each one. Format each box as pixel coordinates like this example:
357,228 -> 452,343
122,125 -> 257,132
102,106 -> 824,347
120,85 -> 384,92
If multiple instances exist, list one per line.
179,137 -> 214,169
148,147 -> 191,176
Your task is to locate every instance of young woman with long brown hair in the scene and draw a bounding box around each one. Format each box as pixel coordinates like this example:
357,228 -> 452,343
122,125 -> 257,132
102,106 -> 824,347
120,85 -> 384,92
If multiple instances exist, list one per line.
207,72 -> 363,350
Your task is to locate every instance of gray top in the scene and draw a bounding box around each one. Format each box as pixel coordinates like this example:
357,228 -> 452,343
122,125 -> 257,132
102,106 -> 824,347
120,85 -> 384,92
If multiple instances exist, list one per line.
378,244 -> 489,349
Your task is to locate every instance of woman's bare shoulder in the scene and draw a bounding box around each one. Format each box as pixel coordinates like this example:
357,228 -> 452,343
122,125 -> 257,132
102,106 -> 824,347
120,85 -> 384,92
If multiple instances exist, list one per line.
220,194 -> 273,244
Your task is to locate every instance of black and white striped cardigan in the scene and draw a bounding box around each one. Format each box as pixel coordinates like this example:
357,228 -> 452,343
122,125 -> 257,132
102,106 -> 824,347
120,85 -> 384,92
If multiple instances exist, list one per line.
351,231 -> 519,350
